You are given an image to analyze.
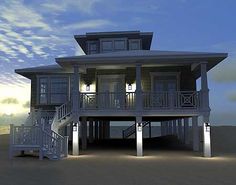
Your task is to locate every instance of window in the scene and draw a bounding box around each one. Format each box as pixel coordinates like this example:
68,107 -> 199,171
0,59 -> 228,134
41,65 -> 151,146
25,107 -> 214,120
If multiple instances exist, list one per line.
101,41 -> 113,53
88,42 -> 98,54
114,40 -> 126,50
39,78 -> 48,104
129,39 -> 141,50
100,38 -> 127,53
38,76 -> 68,104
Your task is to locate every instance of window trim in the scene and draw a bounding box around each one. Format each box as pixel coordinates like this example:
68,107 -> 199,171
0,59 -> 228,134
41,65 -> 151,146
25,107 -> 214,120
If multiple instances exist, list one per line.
129,39 -> 141,50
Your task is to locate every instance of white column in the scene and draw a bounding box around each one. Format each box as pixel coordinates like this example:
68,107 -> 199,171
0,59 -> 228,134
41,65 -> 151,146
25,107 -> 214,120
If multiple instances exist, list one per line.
72,122 -> 79,155
203,114 -> 211,157
81,117 -> 87,150
135,64 -> 143,111
192,116 -> 199,151
89,119 -> 93,143
136,116 -> 143,157
72,65 -> 80,155
184,118 -> 190,145
177,119 -> 183,140
173,120 -> 177,135
201,63 -> 210,111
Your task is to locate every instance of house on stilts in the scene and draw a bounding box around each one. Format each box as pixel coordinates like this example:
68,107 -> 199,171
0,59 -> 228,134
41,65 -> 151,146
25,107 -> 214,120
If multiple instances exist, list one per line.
10,31 -> 228,160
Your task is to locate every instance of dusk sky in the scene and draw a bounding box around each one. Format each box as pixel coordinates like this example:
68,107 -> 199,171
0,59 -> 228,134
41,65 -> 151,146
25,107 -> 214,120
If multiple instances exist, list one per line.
0,0 -> 235,125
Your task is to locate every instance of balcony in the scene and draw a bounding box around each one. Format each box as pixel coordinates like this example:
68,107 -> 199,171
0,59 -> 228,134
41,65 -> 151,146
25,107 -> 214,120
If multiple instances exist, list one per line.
80,91 -> 201,110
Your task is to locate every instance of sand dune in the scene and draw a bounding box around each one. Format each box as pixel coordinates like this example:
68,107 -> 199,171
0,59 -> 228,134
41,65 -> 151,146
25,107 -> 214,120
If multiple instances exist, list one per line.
0,126 -> 236,185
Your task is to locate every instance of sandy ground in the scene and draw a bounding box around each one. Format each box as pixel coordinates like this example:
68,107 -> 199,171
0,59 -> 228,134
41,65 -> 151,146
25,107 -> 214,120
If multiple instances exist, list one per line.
1,126 -> 236,185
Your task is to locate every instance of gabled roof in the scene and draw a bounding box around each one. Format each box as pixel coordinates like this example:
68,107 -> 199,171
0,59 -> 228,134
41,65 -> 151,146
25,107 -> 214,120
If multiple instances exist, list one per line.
74,31 -> 153,54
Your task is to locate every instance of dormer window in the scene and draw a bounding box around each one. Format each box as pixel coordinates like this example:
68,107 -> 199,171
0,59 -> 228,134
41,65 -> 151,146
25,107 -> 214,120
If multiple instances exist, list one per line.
129,39 -> 141,50
100,38 -> 127,53
87,41 -> 98,54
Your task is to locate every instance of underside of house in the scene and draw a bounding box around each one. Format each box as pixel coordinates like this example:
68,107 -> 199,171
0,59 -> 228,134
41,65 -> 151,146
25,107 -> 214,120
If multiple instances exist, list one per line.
10,31 -> 227,160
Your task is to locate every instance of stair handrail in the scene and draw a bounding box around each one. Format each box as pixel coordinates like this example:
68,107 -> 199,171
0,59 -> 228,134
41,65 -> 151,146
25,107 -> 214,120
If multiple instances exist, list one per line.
57,101 -> 72,122
122,121 -> 150,138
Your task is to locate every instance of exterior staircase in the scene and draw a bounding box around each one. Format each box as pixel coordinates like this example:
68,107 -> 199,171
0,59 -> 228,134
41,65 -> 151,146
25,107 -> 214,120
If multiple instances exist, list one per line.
9,101 -> 74,160
122,121 -> 150,138
9,124 -> 68,160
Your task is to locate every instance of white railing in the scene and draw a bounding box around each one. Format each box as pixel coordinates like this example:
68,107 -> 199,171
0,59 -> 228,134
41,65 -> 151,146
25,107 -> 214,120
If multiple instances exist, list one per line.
80,91 -> 200,110
57,101 -> 72,121
80,92 -> 136,110
9,124 -> 68,160
143,91 -> 201,109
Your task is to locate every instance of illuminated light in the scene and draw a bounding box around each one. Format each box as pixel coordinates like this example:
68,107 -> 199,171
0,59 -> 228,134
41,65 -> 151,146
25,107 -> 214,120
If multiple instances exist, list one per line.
81,83 -> 96,92
203,122 -> 211,157
86,84 -> 90,91
128,84 -> 132,90
126,82 -> 136,92
136,122 -> 143,157
73,122 -> 79,155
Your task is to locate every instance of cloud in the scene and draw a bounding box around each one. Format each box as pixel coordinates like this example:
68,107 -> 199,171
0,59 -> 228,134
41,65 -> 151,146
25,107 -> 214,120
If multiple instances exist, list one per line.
1,98 -> 19,104
63,19 -> 115,30
210,59 -> 236,83
22,101 -> 30,108
227,93 -> 236,102
41,0 -> 101,14
0,0 -> 51,31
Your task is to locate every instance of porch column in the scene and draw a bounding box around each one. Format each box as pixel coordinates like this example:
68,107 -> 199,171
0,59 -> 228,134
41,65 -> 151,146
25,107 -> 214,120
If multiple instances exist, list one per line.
94,120 -> 99,140
203,113 -> 211,157
99,120 -> 103,139
89,119 -> 93,143
168,121 -> 172,135
192,116 -> 199,151
201,63 -> 211,157
177,119 -> 183,141
184,118 -> 190,145
105,121 -> 110,139
135,64 -> 143,111
72,65 -> 80,155
200,63 -> 210,111
81,117 -> 87,150
136,116 -> 143,157
173,120 -> 177,135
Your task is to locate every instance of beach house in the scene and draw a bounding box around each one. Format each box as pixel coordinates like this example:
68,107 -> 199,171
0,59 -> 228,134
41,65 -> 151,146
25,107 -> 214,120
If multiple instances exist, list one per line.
10,31 -> 228,160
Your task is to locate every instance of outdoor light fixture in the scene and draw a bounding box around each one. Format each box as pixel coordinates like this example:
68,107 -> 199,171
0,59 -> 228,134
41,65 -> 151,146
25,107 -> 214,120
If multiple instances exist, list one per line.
138,122 -> 142,131
205,122 -> 210,132
86,84 -> 90,91
73,123 -> 77,131
128,83 -> 132,90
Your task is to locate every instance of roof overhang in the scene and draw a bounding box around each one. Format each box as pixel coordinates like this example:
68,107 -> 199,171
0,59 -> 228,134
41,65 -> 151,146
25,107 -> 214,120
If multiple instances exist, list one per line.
55,50 -> 228,78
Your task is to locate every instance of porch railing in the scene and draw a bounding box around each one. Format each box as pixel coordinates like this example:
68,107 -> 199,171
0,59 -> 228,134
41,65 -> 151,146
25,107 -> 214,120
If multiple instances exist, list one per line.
80,91 -> 201,110
80,92 -> 136,110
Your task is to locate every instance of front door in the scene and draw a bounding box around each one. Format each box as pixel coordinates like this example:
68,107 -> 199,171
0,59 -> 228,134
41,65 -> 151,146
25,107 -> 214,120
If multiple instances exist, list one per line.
98,75 -> 125,109
153,76 -> 177,107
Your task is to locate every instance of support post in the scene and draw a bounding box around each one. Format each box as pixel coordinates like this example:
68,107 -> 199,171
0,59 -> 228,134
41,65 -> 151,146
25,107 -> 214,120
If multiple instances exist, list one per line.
200,63 -> 210,111
149,122 -> 151,138
72,65 -> 80,155
135,64 -> 143,111
177,119 -> 183,141
89,119 -> 93,143
136,116 -> 143,157
203,114 -> 211,157
173,120 -> 177,135
160,122 -> 164,136
95,120 -> 98,140
81,117 -> 87,150
192,116 -> 199,151
184,118 -> 190,145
